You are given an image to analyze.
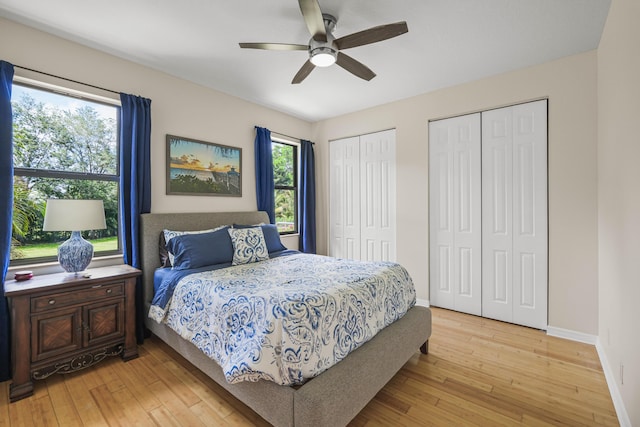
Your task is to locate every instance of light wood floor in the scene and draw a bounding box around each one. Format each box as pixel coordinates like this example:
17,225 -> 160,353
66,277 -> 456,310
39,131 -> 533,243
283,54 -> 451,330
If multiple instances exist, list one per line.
0,307 -> 619,426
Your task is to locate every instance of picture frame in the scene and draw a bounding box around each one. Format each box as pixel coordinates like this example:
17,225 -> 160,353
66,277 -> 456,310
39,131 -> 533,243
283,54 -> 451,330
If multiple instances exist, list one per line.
166,134 -> 242,197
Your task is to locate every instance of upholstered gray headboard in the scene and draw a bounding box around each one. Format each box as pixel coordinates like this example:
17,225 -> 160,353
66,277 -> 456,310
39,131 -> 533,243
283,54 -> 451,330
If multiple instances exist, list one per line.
139,211 -> 270,314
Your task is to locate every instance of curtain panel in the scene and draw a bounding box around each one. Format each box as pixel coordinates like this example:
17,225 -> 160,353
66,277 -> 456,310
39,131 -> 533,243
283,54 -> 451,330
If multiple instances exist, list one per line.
254,126 -> 275,224
119,93 -> 152,343
0,60 -> 15,381
299,140 -> 316,253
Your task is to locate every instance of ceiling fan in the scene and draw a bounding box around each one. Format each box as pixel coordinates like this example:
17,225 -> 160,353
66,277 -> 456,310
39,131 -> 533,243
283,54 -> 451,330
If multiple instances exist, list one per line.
239,0 -> 408,84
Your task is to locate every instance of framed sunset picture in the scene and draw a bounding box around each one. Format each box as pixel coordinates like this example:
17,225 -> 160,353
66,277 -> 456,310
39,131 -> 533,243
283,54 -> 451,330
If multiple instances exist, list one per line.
166,134 -> 242,196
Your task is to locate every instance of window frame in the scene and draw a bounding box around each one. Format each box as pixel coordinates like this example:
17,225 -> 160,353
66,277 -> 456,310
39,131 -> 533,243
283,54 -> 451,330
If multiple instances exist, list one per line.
271,138 -> 299,235
10,79 -> 122,266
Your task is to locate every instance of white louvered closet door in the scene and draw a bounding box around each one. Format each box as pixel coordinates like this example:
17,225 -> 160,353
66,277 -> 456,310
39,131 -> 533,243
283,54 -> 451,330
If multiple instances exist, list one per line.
482,100 -> 547,329
429,113 -> 482,315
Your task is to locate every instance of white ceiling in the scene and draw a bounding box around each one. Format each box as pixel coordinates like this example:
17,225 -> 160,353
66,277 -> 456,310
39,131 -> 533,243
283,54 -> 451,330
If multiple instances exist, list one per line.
0,0 -> 610,122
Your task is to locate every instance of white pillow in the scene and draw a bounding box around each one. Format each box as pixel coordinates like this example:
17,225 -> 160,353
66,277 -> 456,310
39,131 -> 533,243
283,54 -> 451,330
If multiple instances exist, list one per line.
228,227 -> 269,265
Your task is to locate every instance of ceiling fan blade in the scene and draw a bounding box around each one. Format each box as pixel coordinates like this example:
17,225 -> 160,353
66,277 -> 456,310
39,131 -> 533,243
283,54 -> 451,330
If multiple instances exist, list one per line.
298,0 -> 327,42
292,60 -> 316,84
334,21 -> 408,50
239,42 -> 308,51
335,52 -> 376,81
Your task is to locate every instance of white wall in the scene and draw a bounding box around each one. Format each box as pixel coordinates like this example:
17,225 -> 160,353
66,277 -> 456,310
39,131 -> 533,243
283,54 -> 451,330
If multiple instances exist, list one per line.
598,0 -> 640,423
313,51 -> 599,336
0,17 -> 311,255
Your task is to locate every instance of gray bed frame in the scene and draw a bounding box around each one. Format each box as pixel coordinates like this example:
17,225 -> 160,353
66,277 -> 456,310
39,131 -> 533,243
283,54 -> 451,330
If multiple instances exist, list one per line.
140,211 -> 432,427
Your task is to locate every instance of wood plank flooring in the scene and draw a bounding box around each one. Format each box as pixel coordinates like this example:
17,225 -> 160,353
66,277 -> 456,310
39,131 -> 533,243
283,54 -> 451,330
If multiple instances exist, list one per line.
0,307 -> 619,426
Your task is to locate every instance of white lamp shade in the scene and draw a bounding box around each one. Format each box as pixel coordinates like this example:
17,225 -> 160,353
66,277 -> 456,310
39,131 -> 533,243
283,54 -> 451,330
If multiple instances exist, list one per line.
43,199 -> 107,232
310,47 -> 337,67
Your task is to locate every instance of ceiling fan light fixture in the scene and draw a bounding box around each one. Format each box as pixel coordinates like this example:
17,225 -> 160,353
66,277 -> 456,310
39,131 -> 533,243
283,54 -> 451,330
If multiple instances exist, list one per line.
310,47 -> 336,67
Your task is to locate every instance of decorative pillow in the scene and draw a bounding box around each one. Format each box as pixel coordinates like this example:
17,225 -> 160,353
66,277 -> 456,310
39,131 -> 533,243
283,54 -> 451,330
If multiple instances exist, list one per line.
166,226 -> 234,270
233,223 -> 287,253
159,232 -> 171,267
228,227 -> 269,265
162,226 -> 225,267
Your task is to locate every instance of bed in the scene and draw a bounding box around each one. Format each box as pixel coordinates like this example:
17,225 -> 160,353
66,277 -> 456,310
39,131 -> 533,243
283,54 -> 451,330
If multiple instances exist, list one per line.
140,211 -> 431,427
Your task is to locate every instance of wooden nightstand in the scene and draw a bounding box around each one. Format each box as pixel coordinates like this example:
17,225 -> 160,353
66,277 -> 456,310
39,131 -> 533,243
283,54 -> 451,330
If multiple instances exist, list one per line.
4,264 -> 141,402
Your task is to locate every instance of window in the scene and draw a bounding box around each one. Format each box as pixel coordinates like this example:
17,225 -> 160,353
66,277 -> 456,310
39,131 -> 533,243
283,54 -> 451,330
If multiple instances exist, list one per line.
272,140 -> 298,234
10,81 -> 121,265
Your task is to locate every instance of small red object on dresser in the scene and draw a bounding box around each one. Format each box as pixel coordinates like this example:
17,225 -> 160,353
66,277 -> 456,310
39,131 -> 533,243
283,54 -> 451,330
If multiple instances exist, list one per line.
14,271 -> 33,281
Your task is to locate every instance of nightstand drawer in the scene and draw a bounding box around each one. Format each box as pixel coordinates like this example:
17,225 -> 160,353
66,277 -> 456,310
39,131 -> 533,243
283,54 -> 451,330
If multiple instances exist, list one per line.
31,282 -> 124,313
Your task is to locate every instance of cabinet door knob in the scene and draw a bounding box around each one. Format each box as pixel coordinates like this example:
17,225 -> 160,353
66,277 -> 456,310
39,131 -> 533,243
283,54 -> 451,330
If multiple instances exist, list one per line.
48,299 -> 55,305
106,289 -> 112,294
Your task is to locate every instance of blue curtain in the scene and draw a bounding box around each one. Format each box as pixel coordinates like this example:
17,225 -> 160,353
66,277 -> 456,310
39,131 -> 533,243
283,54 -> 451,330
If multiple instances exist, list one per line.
254,126 -> 275,223
119,93 -> 151,343
0,60 -> 14,381
299,140 -> 316,253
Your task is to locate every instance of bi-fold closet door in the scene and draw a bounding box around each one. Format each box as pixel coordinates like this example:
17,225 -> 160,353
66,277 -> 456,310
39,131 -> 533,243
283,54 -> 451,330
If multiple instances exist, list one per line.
428,114 -> 482,316
429,100 -> 547,329
329,129 -> 396,262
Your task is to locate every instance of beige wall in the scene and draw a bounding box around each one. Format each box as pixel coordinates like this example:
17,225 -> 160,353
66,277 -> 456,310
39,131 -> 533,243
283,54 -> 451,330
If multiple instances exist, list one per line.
313,51 -> 599,335
4,9 -> 632,422
7,4 -> 639,422
0,17 -> 312,251
598,0 -> 640,423
2,17 -> 602,336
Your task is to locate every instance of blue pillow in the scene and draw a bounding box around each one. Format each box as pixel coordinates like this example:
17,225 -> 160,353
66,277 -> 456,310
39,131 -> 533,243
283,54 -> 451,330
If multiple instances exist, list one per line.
233,223 -> 287,253
162,226 -> 225,267
167,226 -> 234,270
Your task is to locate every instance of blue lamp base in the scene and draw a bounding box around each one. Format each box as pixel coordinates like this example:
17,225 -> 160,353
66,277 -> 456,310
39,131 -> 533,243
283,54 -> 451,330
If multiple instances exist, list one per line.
58,231 -> 94,274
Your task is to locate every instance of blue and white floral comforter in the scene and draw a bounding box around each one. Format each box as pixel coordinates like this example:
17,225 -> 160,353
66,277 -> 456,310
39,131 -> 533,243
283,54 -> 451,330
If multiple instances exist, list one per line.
148,253 -> 416,386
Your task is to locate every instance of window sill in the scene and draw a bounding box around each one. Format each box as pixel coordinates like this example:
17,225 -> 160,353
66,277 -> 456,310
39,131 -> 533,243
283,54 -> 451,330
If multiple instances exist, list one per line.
8,254 -> 125,277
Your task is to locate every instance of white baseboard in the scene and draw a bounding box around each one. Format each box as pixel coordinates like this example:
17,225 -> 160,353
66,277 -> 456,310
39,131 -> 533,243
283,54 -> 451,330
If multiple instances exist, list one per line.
424,315 -> 629,423
596,339 -> 632,427
545,326 -> 598,345
546,327 -> 631,426
415,298 -> 430,308
423,317 -> 629,424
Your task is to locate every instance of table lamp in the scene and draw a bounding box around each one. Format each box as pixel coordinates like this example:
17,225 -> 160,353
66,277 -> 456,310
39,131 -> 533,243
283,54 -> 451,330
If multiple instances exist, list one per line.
42,199 -> 107,274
